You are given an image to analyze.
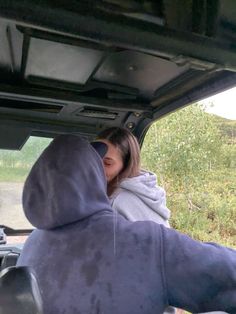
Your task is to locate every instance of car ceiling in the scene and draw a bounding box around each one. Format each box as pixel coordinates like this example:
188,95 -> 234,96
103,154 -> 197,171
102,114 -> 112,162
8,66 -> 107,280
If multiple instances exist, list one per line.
1,0 -> 236,149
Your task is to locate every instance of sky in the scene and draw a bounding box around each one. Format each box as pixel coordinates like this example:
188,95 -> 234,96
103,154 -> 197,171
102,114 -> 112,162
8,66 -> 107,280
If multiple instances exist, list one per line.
201,87 -> 236,120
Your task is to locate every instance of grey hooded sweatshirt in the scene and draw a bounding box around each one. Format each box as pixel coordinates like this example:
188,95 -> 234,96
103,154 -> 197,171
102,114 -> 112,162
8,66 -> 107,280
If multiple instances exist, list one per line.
111,172 -> 174,314
17,135 -> 236,314
110,171 -> 170,227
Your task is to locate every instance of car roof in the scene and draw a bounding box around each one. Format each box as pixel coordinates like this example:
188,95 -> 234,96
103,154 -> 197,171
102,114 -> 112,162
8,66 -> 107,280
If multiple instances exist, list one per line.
1,0 -> 236,149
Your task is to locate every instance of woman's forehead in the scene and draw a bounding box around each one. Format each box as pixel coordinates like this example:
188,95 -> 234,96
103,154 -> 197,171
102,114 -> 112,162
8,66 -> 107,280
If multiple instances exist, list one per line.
100,140 -> 122,160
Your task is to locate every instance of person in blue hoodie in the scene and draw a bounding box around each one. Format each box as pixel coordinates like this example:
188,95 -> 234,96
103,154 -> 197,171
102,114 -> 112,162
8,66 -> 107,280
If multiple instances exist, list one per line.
17,134 -> 236,314
97,127 -> 170,227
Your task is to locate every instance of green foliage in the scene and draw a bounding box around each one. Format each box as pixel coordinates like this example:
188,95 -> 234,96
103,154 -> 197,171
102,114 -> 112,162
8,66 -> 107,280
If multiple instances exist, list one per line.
214,115 -> 236,143
0,136 -> 51,181
167,169 -> 236,247
0,167 -> 29,182
142,104 -> 223,189
221,143 -> 236,168
141,104 -> 236,248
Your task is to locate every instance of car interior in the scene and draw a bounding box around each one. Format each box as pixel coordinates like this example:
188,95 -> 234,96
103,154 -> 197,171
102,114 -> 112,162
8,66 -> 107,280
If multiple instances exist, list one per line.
0,0 -> 236,311
0,266 -> 43,314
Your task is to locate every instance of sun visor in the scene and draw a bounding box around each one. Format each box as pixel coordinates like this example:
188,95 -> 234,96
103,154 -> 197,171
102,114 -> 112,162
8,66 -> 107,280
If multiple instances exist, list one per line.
25,38 -> 104,85
0,125 -> 31,150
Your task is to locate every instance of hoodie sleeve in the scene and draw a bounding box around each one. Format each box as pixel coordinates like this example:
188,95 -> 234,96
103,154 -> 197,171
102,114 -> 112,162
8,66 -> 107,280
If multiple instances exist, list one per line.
159,225 -> 236,313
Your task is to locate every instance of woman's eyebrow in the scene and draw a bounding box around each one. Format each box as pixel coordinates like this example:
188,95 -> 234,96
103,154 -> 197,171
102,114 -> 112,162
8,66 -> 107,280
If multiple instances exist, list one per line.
104,157 -> 113,161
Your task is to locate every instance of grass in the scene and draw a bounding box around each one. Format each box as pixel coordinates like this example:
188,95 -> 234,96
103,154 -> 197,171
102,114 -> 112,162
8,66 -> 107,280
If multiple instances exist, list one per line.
167,168 -> 236,248
0,166 -> 30,182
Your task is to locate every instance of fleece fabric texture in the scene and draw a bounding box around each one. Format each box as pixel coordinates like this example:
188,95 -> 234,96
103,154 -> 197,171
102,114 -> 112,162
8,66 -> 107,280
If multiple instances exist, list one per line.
17,135 -> 236,314
110,171 -> 170,227
110,171 -> 174,314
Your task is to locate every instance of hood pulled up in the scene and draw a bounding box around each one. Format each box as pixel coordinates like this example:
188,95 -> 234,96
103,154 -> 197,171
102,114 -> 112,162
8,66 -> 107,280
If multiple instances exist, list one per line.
23,135 -> 111,230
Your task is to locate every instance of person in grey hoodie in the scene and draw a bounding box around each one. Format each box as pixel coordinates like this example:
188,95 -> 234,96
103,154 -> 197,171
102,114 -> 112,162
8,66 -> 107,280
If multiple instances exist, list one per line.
97,127 -> 170,227
97,127 -> 172,314
17,134 -> 236,314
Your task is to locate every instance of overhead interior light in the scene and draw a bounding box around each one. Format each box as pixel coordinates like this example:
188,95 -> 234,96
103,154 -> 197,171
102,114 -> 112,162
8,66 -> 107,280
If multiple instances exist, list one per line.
75,108 -> 117,120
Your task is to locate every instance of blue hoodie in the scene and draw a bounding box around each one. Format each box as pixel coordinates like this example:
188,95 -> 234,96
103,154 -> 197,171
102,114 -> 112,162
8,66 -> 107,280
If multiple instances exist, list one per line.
17,135 -> 236,314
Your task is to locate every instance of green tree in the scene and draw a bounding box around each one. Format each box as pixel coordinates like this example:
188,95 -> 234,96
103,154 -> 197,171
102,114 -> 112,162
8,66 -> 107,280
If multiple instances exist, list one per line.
20,137 -> 51,168
141,104 -> 223,189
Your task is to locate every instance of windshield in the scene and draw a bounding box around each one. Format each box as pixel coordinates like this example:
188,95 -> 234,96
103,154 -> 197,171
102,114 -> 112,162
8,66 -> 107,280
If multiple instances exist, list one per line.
0,136 -> 52,230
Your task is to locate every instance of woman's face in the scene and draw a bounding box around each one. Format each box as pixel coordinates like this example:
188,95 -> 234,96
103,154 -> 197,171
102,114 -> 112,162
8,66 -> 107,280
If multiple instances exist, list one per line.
99,139 -> 124,183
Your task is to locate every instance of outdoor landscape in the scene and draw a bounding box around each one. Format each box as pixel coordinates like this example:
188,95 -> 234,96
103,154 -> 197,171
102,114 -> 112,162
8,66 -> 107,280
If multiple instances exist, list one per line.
142,104 -> 236,248
0,103 -> 235,247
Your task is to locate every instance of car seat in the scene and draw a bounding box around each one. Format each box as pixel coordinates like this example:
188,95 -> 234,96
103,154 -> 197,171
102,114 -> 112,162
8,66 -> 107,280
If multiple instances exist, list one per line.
0,266 -> 43,314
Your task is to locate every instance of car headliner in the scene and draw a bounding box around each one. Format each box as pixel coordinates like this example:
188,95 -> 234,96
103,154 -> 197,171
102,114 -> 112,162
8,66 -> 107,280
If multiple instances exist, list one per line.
0,0 -> 236,149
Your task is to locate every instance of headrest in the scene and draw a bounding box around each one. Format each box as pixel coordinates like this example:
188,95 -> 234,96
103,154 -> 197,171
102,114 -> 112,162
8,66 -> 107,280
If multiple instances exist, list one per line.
0,266 -> 43,314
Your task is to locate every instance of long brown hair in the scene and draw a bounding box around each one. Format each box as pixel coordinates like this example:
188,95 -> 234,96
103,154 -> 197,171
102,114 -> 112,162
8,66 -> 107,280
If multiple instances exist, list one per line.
98,127 -> 140,196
